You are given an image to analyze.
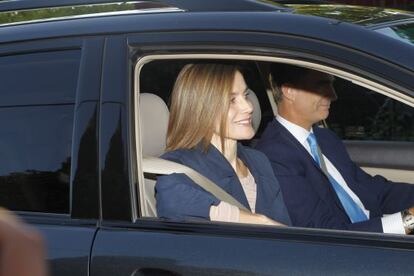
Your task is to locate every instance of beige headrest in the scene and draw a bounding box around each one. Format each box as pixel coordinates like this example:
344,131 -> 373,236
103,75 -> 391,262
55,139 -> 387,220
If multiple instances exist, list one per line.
247,89 -> 261,133
139,93 -> 169,157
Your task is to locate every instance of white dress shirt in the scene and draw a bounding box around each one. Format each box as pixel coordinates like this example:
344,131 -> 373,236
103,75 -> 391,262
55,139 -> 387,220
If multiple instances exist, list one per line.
277,115 -> 405,234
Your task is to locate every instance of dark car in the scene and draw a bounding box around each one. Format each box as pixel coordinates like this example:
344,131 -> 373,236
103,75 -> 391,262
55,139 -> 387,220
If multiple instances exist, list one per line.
0,0 -> 413,275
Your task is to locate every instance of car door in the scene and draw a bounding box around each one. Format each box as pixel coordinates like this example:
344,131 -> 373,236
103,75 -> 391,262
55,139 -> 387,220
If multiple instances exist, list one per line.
91,12 -> 414,275
0,36 -> 103,276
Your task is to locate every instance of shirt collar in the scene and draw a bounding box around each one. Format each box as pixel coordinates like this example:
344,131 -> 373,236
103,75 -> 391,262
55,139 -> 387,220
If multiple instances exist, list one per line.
276,115 -> 312,148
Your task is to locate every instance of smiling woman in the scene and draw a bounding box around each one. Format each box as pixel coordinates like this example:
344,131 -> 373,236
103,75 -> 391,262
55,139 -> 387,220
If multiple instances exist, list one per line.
154,63 -> 291,226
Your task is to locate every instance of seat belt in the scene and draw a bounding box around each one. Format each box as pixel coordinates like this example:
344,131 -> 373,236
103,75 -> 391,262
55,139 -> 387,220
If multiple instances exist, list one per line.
143,156 -> 249,211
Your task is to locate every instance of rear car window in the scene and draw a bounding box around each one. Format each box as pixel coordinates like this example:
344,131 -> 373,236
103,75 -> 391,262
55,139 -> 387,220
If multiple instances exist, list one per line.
0,50 -> 80,213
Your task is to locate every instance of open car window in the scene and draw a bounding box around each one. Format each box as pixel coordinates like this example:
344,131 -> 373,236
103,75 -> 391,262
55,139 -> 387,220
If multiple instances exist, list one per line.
134,55 -> 414,235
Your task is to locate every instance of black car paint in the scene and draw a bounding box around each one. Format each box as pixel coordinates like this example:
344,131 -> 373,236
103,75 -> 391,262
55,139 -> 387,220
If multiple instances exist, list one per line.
0,1 -> 413,275
98,23 -> 414,276
2,12 -> 414,91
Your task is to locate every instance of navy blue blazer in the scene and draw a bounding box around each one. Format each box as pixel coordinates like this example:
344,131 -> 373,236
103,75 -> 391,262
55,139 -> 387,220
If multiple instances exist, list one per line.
256,119 -> 414,232
155,143 -> 291,225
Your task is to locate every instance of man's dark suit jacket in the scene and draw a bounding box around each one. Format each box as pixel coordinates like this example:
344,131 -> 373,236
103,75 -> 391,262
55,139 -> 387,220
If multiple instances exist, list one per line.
156,143 -> 292,225
255,118 -> 414,232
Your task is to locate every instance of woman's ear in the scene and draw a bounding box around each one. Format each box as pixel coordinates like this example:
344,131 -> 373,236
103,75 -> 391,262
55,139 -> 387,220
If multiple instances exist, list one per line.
281,84 -> 296,101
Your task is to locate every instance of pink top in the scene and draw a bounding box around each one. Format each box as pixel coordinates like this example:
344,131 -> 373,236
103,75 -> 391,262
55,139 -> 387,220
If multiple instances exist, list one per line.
209,170 -> 257,222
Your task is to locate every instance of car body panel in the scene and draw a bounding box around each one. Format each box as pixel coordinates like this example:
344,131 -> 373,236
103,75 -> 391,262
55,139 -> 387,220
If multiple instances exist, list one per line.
100,35 -> 135,221
23,215 -> 97,276
1,12 -> 413,87
71,37 -> 103,219
91,222 -> 414,275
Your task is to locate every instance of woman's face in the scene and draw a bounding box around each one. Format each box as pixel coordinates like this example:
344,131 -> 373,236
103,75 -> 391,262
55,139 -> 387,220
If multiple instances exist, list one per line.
224,71 -> 254,141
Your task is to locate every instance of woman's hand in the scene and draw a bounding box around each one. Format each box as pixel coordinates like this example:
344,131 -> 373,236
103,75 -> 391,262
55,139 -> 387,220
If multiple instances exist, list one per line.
239,209 -> 286,227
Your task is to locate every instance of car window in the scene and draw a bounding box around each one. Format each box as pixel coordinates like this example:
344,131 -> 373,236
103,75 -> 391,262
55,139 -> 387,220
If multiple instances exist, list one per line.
327,78 -> 414,142
0,50 -> 80,213
376,23 -> 414,46
136,57 -> 413,235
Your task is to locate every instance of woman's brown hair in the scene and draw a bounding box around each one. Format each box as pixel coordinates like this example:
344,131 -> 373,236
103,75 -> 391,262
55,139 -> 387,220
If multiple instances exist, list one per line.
166,63 -> 238,153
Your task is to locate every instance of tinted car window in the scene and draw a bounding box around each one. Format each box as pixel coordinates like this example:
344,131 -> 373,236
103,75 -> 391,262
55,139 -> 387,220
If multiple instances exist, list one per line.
0,50 -> 80,213
376,23 -> 414,46
328,78 -> 414,141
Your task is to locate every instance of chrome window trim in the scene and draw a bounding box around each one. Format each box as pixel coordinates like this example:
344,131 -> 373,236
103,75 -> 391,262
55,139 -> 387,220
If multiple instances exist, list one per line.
0,2 -> 183,27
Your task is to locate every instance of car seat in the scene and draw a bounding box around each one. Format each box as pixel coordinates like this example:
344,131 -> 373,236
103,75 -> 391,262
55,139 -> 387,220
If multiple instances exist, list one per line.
139,93 -> 169,217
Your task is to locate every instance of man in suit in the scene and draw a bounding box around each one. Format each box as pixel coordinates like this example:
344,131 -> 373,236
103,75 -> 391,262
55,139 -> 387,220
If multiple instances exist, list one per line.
255,64 -> 414,234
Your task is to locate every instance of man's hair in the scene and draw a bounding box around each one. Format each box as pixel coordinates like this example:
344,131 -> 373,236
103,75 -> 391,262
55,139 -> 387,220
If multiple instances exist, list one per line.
166,63 -> 238,154
270,63 -> 311,103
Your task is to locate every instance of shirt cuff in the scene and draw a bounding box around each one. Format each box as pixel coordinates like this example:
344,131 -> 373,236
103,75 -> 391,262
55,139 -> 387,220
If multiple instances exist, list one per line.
209,201 -> 240,223
381,212 -> 405,234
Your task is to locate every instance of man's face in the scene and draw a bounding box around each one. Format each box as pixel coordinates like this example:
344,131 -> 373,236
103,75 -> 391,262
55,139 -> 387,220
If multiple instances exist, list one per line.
285,71 -> 337,129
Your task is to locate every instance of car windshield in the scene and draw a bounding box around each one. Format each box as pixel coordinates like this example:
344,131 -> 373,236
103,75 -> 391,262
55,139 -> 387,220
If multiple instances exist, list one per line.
376,23 -> 414,46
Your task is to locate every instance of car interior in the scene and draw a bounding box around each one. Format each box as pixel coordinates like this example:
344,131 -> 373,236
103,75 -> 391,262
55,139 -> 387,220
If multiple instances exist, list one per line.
136,57 -> 414,219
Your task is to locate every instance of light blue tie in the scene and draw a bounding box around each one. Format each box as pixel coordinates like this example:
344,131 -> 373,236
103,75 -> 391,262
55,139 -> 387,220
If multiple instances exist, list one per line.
307,133 -> 368,223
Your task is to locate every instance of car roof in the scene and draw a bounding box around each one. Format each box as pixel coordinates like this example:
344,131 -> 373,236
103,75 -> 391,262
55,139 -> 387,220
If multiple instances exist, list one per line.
0,0 -> 290,12
1,0 -> 413,75
2,0 -> 414,29
0,0 -> 291,28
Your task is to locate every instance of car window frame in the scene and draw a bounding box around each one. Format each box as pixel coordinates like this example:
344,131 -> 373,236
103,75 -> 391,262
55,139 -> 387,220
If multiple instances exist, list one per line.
0,36 -> 102,223
0,39 -> 80,218
133,52 -> 414,237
